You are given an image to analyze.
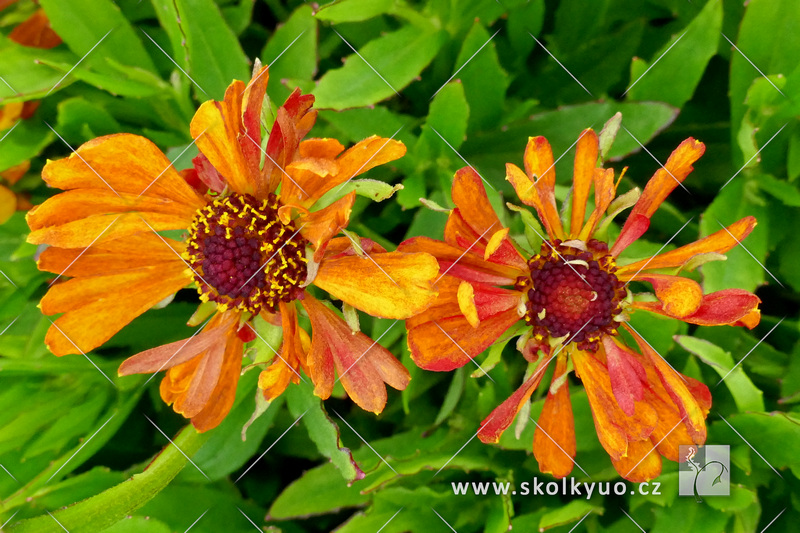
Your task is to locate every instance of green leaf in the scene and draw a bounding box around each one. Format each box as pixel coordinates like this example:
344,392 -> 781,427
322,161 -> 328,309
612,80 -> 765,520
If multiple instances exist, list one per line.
267,462 -> 370,519
313,25 -> 446,109
39,0 -> 156,72
651,495 -> 731,533
454,22 -> 508,132
699,178 -> 769,293
676,336 -> 765,412
261,4 -> 317,103
315,0 -> 395,23
0,36 -> 78,102
284,380 -> 365,483
757,173 -> 800,206
626,0 -> 721,107
421,81 -> 470,152
315,179 -> 403,210
103,516 -> 172,533
55,97 -> 123,145
5,426 -> 211,533
711,412 -> 800,470
539,500 -> 601,530
0,119 -> 54,173
173,0 -> 250,99
729,0 -> 800,165
433,367 -> 465,426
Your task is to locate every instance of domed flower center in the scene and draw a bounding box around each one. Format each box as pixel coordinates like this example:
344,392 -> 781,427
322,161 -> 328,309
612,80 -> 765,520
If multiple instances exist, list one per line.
185,193 -> 308,314
516,239 -> 626,351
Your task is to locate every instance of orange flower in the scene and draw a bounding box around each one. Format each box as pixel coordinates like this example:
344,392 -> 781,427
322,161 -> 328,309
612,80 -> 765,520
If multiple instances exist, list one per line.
400,126 -> 761,482
29,67 -> 438,431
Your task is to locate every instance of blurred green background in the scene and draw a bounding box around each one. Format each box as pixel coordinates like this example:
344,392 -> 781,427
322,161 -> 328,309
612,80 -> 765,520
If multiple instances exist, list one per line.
1,0 -> 799,531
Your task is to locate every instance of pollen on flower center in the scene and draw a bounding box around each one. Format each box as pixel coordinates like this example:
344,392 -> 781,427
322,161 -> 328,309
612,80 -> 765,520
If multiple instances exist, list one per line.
185,193 -> 308,314
516,239 -> 626,351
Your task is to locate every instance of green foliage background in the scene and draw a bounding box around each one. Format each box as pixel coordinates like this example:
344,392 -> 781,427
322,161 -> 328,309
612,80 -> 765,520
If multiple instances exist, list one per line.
1,0 -> 799,531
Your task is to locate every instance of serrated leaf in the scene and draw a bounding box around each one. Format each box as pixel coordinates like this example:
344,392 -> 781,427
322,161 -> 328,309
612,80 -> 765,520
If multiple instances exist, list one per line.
267,462 -> 370,519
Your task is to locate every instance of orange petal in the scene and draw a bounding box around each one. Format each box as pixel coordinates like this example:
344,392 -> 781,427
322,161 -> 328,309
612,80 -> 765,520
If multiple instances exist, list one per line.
570,129 -> 598,237
399,236 -> 523,285
634,274 -> 704,319
626,325 -> 707,442
457,281 -> 480,328
313,250 -> 439,319
1,160 -> 30,185
407,307 -> 520,372
617,216 -> 757,275
578,167 -> 616,241
0,184 -> 16,224
303,295 -> 409,413
506,162 -> 564,239
298,191 -> 355,259
191,80 -> 253,195
612,138 -> 705,255
452,167 -> 504,239
523,136 -> 561,238
190,329 -> 243,432
611,438 -> 662,483
43,262 -> 189,356
240,66 -> 270,188
533,354 -> 576,478
478,356 -> 551,443
40,134 -> 204,206
9,9 -> 61,49
643,379 -> 699,461
633,288 -> 761,328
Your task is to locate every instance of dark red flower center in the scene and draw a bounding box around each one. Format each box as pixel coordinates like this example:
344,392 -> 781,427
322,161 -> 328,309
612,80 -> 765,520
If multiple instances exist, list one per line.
185,193 -> 308,314
516,239 -> 626,351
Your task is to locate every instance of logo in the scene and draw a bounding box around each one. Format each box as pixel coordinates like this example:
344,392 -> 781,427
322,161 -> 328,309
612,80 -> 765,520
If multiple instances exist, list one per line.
678,445 -> 730,501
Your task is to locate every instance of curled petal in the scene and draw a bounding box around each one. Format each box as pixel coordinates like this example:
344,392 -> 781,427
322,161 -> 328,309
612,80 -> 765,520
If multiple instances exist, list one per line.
634,274 -> 704,319
297,191 -> 355,261
506,162 -> 564,239
633,288 -> 761,328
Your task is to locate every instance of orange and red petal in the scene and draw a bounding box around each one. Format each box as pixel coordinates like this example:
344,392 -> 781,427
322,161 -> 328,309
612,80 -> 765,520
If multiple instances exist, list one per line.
399,236 -> 523,285
298,191 -> 355,260
191,80 -> 253,195
303,295 -> 409,414
633,288 -> 761,328
407,306 -> 520,372
9,8 -> 61,48
264,89 -> 317,195
617,216 -> 757,275
579,167 -> 616,241
478,356 -> 552,444
240,66 -> 270,187
612,138 -> 705,256
631,274 -> 704,319
533,354 -> 577,478
602,336 -> 647,417
313,249 -> 439,319
189,329 -> 244,432
570,129 -> 599,237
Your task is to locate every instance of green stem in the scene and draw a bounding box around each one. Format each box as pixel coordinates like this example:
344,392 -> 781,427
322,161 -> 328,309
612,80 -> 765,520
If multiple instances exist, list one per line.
6,425 -> 211,533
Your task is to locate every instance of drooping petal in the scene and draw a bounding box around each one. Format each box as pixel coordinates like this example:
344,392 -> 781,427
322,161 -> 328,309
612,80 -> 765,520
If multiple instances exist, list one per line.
602,336 -> 647,416
633,288 -> 761,328
478,356 -> 552,444
296,191 -> 355,260
610,438 -> 662,483
612,138 -> 705,256
626,325 -> 708,442
570,129 -> 598,237
616,216 -> 757,275
505,162 -> 564,239
643,378 -> 699,462
313,249 -> 439,319
190,328 -> 244,432
303,295 -> 409,414
258,301 -> 307,401
533,354 -> 576,478
632,274 -> 704,319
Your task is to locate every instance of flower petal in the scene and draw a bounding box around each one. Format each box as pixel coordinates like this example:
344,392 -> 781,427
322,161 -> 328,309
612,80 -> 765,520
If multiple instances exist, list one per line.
533,354 -> 576,478
612,138 -> 705,255
478,356 -> 551,444
266,89 -> 317,196
42,261 -> 189,356
190,330 -> 244,432
616,216 -> 757,275
313,250 -> 439,319
303,295 -> 409,413
9,9 -> 61,48
570,129 -> 598,237
610,438 -> 662,483
578,168 -> 615,241
633,288 -> 761,328
0,184 -> 16,224
633,274 -> 704,319
191,80 -> 252,195
602,336 -> 646,416
297,191 -> 355,260
457,280 -> 480,328
506,162 -> 564,239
